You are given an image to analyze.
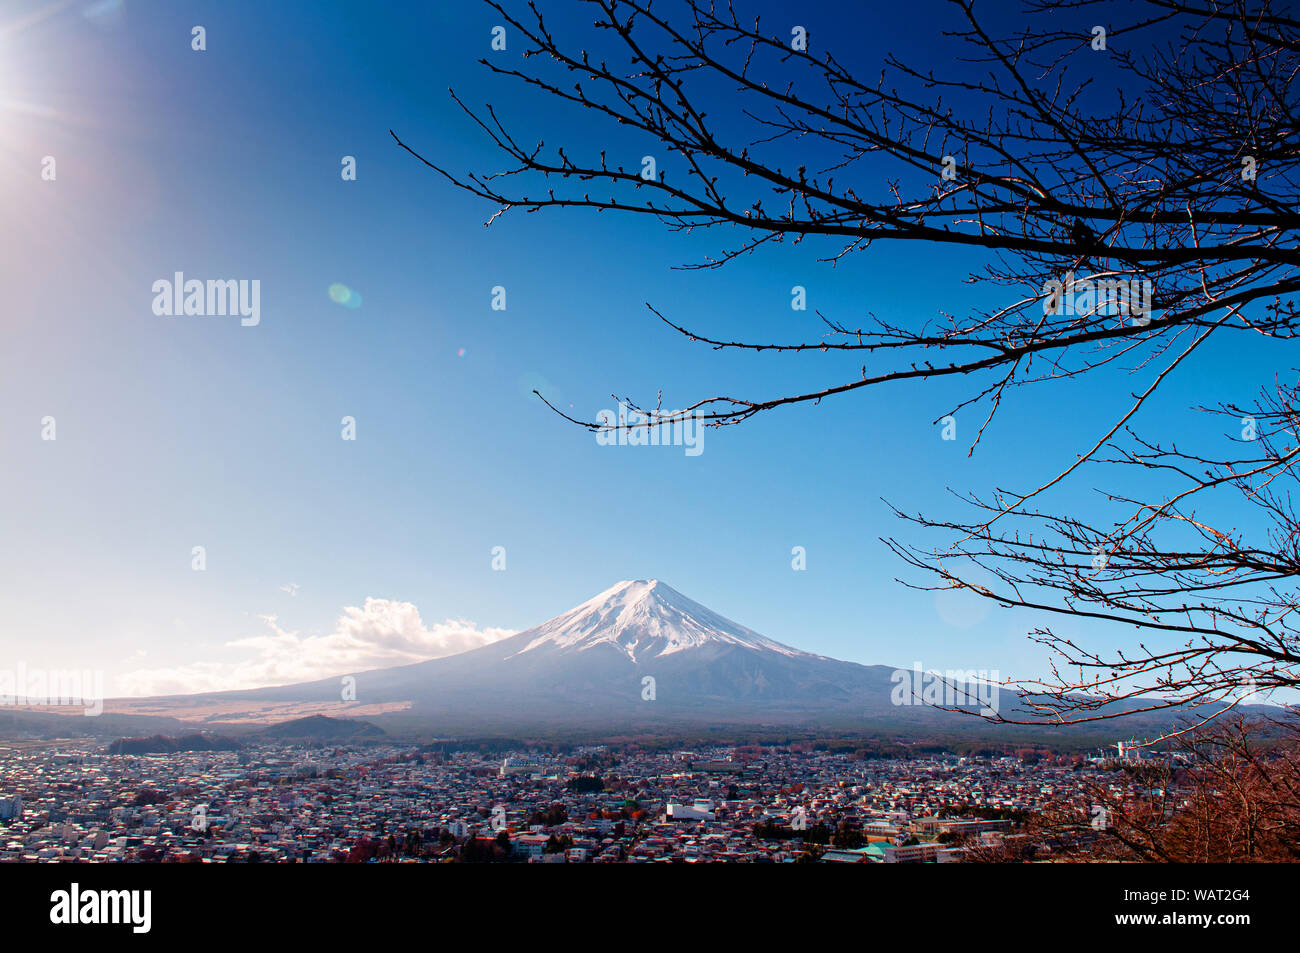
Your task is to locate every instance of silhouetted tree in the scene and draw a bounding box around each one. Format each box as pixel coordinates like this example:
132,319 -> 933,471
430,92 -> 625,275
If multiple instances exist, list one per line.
400,0 -> 1300,727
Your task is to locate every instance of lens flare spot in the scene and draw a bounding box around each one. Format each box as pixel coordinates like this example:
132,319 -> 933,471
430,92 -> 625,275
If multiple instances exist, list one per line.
328,283 -> 361,309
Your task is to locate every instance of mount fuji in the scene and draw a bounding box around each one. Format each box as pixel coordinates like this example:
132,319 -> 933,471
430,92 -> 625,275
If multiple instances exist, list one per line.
500,579 -> 820,662
122,579 -> 934,732
65,579 -> 1259,741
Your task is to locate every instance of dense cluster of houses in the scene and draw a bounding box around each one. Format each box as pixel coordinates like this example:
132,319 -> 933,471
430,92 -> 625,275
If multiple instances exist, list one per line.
0,740 -> 1130,862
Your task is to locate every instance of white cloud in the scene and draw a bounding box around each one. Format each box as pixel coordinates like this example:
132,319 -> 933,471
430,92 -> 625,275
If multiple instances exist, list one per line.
118,598 -> 515,696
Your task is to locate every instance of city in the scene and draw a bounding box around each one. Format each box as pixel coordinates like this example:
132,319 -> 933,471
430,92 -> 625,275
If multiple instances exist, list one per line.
0,738 -> 1142,864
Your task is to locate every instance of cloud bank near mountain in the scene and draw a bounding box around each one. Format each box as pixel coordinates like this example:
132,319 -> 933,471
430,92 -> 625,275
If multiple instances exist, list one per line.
117,598 -> 515,697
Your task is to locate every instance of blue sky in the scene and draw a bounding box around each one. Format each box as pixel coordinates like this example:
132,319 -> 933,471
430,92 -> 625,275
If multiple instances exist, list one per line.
0,0 -> 1285,698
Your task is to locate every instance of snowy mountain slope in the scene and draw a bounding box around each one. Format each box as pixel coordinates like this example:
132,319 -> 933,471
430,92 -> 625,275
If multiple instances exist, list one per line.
506,579 -> 821,662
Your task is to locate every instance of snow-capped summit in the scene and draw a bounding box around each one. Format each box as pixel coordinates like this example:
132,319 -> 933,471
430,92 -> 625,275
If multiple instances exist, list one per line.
506,579 -> 817,663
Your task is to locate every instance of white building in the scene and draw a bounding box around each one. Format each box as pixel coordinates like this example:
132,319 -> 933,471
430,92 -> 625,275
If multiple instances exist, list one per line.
883,843 -> 941,863
666,803 -> 715,821
500,757 -> 540,777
